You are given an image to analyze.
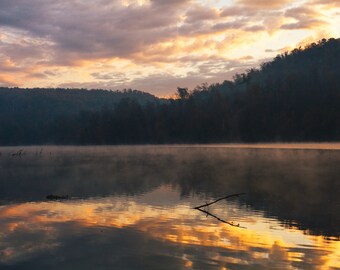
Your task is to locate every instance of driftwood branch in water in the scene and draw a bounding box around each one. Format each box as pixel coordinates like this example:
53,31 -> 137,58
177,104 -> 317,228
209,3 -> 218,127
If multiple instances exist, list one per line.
194,193 -> 246,228
196,208 -> 245,228
194,193 -> 246,209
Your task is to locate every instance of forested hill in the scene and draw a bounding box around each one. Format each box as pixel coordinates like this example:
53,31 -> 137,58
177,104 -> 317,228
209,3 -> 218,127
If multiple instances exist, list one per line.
224,37 -> 340,142
0,87 -> 158,115
0,88 -> 158,144
1,38 -> 340,145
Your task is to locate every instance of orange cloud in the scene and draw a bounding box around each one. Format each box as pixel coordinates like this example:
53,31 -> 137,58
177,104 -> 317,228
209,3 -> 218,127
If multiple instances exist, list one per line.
311,0 -> 340,7
281,6 -> 328,30
0,0 -> 339,95
0,74 -> 17,86
235,0 -> 292,8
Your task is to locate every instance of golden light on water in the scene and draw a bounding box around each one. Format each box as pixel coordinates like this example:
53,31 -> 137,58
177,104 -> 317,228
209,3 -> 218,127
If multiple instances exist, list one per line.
0,186 -> 339,269
0,145 -> 339,269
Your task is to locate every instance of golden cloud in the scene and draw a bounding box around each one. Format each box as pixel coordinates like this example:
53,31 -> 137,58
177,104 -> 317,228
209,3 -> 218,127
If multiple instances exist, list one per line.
0,0 -> 338,95
235,0 -> 292,8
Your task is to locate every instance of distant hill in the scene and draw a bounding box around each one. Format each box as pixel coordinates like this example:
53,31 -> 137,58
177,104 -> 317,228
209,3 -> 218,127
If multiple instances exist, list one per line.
0,38 -> 339,145
225,37 -> 340,141
0,87 -> 158,114
0,88 -> 158,145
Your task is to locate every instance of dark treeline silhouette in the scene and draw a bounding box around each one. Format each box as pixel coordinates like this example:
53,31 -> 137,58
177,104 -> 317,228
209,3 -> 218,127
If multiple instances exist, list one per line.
1,38 -> 340,145
0,88 -> 158,145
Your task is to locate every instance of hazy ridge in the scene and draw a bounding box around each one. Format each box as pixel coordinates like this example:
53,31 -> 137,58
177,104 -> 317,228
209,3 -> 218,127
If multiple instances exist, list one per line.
0,38 -> 339,145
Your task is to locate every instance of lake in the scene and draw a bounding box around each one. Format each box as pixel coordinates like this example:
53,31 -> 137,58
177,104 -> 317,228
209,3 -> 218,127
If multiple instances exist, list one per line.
0,145 -> 339,269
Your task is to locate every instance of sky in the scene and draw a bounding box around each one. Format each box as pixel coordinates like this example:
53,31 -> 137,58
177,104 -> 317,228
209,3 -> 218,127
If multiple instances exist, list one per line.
0,0 -> 339,97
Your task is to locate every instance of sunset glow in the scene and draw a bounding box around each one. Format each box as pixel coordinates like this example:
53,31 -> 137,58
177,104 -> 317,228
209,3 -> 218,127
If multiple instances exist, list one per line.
0,0 -> 339,96
0,189 -> 339,269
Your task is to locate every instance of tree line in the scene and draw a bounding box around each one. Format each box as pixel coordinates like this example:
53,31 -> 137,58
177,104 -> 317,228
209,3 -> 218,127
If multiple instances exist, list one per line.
1,38 -> 339,145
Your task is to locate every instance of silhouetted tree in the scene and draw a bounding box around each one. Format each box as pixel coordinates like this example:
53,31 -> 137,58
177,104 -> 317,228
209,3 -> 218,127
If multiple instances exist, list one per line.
177,87 -> 189,99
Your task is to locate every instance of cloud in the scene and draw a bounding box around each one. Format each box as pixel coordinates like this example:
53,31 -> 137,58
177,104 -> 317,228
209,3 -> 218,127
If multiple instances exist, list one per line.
239,55 -> 254,60
212,20 -> 246,31
90,72 -> 130,85
280,19 -> 326,30
0,34 -> 51,64
0,0 -> 187,63
0,0 -> 338,95
295,31 -> 335,47
0,0 -> 285,67
243,25 -> 265,32
185,5 -> 220,23
136,59 -> 252,92
58,58 -> 256,96
235,0 -> 292,8
0,75 -> 17,86
311,0 -> 340,7
281,6 -> 327,30
220,6 -> 258,17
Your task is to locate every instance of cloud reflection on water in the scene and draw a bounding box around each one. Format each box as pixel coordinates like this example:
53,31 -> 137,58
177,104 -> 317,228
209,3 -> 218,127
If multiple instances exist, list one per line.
0,145 -> 339,269
0,186 -> 339,269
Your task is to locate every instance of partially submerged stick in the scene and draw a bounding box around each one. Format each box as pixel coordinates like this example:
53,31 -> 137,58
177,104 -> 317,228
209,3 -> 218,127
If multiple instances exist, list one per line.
194,193 -> 246,228
196,208 -> 245,228
194,193 -> 245,209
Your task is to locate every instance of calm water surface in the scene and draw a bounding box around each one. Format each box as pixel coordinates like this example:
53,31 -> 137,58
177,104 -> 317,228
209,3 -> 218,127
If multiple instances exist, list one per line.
0,145 -> 339,269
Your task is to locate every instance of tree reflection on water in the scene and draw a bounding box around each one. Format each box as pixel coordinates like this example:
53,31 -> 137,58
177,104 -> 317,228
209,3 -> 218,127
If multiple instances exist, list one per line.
0,145 -> 339,269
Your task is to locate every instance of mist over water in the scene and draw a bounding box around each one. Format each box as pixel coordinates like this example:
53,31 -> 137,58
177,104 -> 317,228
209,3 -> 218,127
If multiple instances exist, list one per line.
0,145 -> 339,269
